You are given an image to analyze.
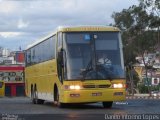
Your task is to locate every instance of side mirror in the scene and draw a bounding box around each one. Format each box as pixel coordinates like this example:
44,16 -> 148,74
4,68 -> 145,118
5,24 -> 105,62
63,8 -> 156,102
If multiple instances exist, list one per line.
58,49 -> 64,68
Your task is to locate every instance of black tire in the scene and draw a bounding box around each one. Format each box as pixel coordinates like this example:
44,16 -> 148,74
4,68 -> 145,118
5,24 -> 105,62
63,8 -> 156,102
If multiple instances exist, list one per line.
33,87 -> 44,104
31,87 -> 36,104
33,89 -> 37,104
37,99 -> 45,104
102,102 -> 113,108
55,88 -> 67,108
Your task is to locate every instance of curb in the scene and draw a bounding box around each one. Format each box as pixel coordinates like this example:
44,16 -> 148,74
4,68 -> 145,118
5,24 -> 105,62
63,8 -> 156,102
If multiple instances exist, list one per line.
126,96 -> 160,99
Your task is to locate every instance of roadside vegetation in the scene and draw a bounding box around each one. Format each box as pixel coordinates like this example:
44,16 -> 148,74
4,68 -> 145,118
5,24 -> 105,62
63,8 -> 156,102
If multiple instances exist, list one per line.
111,0 -> 160,94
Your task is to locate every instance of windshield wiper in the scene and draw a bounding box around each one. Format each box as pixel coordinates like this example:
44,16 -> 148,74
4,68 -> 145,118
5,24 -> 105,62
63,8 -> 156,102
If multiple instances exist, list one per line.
80,60 -> 93,80
96,64 -> 114,81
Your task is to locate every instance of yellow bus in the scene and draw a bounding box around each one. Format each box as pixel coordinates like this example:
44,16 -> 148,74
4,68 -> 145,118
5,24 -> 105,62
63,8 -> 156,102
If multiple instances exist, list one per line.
0,80 -> 5,97
25,26 -> 126,108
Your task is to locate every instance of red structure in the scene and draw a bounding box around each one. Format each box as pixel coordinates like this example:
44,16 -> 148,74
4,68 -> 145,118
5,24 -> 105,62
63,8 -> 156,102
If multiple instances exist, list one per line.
0,65 -> 25,96
14,51 -> 25,63
0,66 -> 24,71
5,82 -> 25,96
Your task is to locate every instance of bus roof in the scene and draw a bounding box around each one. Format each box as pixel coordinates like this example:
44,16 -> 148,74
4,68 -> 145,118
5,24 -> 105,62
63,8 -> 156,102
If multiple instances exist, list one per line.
58,25 -> 120,32
26,26 -> 120,50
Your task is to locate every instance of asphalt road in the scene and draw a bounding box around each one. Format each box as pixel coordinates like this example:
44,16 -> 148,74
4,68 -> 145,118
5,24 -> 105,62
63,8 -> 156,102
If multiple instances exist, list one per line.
0,97 -> 160,120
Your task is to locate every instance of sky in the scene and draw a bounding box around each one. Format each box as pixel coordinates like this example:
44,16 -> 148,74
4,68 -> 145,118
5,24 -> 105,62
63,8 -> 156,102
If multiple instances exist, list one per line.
0,0 -> 139,51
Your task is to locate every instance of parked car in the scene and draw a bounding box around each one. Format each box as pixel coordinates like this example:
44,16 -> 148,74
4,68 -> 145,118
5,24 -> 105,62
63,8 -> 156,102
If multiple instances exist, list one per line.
151,91 -> 160,97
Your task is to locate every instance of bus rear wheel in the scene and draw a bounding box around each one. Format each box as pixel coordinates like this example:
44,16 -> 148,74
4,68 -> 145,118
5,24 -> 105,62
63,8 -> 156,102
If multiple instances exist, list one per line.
36,98 -> 44,104
102,102 -> 113,108
32,88 -> 44,104
31,87 -> 36,104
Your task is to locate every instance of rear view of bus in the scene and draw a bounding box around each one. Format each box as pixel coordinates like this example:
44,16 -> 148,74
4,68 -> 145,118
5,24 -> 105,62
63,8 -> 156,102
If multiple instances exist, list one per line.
25,26 -> 126,108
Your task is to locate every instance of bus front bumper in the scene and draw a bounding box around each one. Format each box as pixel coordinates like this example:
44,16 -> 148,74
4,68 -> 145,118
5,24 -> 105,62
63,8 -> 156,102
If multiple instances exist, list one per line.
60,89 -> 126,103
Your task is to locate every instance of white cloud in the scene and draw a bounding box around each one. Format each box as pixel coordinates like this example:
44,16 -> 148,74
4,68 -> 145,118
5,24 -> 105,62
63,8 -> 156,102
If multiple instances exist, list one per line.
0,0 -> 138,50
0,32 -> 22,38
17,18 -> 29,29
0,1 -> 19,14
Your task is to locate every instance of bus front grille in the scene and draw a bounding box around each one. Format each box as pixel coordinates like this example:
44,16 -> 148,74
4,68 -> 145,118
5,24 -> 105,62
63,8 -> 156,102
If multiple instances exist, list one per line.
83,85 -> 95,88
83,84 -> 111,88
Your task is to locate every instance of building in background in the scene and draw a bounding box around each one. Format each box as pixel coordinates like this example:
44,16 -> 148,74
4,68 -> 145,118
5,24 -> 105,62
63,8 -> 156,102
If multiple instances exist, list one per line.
134,52 -> 160,87
0,47 -> 25,96
14,51 -> 25,65
0,65 -> 25,96
2,48 -> 10,57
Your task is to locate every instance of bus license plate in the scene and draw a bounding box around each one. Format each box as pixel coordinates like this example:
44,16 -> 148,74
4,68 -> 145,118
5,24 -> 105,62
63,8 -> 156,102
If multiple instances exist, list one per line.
92,92 -> 102,96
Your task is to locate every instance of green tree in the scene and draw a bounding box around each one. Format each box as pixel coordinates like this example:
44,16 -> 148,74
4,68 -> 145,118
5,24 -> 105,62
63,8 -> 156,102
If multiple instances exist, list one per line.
111,1 -> 160,95
139,0 -> 160,47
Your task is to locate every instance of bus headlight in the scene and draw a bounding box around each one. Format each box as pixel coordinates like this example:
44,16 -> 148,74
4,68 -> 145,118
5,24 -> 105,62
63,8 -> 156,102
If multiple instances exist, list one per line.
69,85 -> 81,90
74,85 -> 81,90
69,85 -> 75,89
113,83 -> 123,88
64,85 -> 81,90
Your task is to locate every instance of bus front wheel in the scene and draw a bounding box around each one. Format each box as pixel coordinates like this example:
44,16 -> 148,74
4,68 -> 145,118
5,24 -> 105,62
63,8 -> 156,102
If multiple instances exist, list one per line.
102,102 -> 113,108
55,89 -> 66,108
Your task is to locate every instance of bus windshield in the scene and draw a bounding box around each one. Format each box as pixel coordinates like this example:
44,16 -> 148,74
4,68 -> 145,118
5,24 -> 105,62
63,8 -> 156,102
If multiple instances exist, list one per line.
64,32 -> 125,80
